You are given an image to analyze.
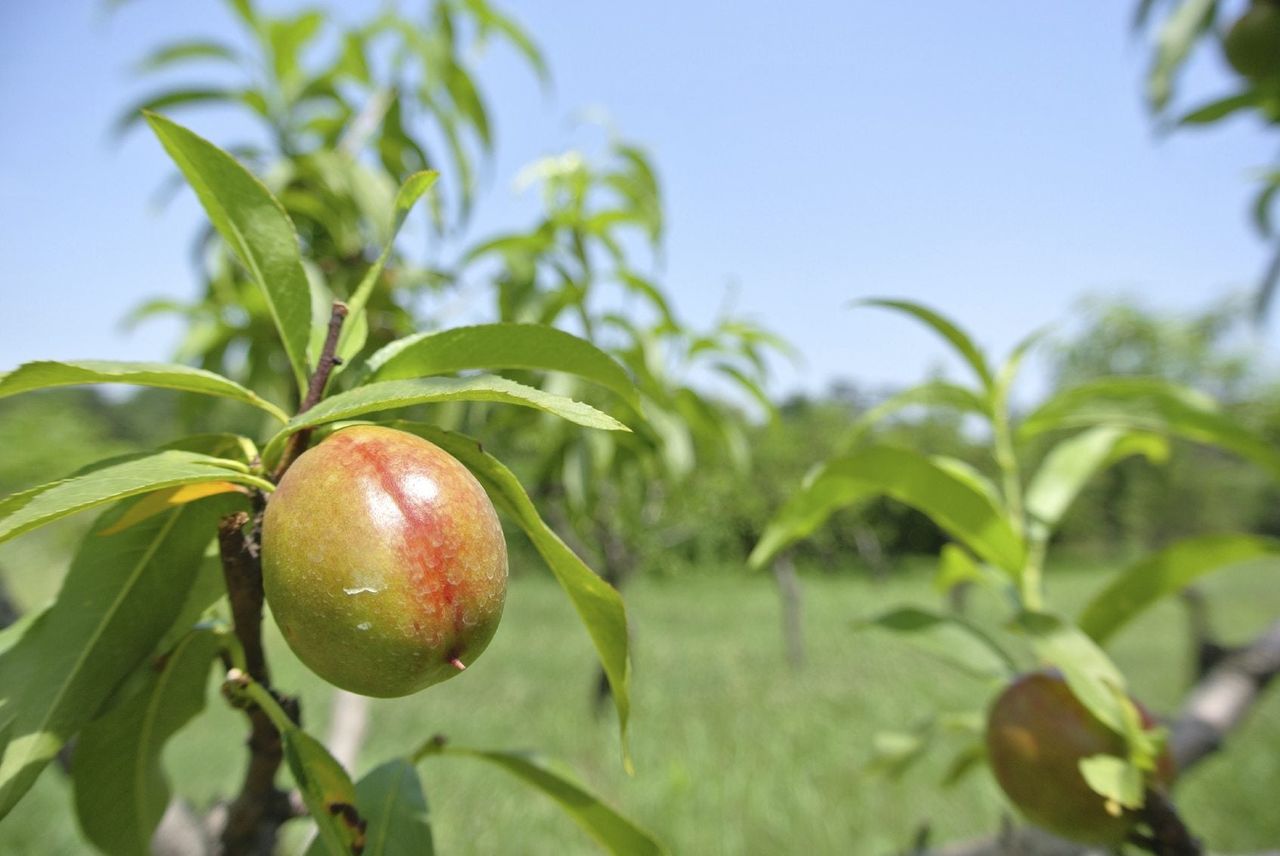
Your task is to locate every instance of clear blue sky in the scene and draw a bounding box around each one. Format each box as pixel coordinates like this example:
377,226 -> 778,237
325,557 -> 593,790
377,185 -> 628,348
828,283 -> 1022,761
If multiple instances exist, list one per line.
1,1 -> 1275,402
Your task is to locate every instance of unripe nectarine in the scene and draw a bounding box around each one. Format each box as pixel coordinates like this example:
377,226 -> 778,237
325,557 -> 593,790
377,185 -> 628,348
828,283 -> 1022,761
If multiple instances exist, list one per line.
985,670 -> 1173,845
262,425 -> 507,697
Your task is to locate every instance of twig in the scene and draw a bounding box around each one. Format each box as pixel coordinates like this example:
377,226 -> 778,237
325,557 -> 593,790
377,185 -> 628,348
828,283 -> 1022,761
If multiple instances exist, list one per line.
1136,789 -> 1202,856
273,301 -> 349,481
772,553 -> 806,668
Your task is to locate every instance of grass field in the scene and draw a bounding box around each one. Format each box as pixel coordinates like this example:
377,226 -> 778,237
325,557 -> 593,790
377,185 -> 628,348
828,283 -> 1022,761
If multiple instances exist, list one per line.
3,545 -> 1279,855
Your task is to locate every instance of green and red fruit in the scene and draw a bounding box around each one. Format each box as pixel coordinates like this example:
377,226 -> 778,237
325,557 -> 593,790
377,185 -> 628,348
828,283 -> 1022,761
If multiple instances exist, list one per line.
262,425 -> 508,697
985,670 -> 1174,845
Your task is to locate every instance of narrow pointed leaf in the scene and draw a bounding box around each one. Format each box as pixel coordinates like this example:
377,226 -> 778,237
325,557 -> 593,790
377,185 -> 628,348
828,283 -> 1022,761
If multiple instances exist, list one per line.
145,112 -> 313,393
394,424 -> 634,769
0,495 -> 239,817
336,171 -> 438,367
857,607 -> 1017,680
1019,377 -> 1280,480
282,729 -> 364,856
308,759 -> 433,856
859,299 -> 994,391
416,745 -> 662,856
0,450 -> 269,545
264,376 -> 628,462
0,360 -> 288,422
1025,427 -> 1169,543
1078,535 -> 1280,644
72,630 -> 220,856
367,323 -> 638,406
1014,612 -> 1129,736
841,381 -> 990,449
750,445 -> 1023,573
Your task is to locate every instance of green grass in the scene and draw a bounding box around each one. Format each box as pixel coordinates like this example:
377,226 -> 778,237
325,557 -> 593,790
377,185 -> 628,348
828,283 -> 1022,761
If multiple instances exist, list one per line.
3,559 -> 1279,855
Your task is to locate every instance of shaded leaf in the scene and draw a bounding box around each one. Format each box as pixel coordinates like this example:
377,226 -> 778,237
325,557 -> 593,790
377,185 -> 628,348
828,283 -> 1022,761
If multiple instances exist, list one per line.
0,495 -> 238,817
857,607 -> 1016,680
282,729 -> 364,856
72,631 -> 220,856
338,759 -> 434,856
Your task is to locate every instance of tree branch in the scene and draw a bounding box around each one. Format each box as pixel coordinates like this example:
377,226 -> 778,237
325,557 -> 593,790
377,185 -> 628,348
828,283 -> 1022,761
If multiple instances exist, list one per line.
273,301 -> 349,481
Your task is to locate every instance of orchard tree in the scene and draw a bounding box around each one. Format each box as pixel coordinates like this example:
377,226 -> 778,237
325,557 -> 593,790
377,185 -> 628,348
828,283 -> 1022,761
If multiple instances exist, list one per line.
750,300 -> 1280,855
0,116 -> 663,855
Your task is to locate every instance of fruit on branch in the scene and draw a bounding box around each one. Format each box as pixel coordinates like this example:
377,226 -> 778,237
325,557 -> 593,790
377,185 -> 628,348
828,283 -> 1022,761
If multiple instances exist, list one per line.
985,670 -> 1174,845
262,425 -> 508,697
1223,1 -> 1280,84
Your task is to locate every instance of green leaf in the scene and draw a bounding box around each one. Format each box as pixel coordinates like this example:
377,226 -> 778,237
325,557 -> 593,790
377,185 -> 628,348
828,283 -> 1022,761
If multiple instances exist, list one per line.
394,424 -> 634,770
367,323 -> 639,406
416,744 -> 663,856
866,725 -> 934,779
1078,535 -> 1280,644
263,376 -> 628,462
0,450 -> 266,545
933,544 -> 986,594
857,607 -> 1016,680
282,729 -> 364,856
1179,90 -> 1261,125
1079,754 -> 1144,810
1013,612 -> 1129,736
0,495 -> 238,817
145,112 -> 313,395
115,89 -> 245,136
840,381 -> 990,450
858,299 -> 994,391
0,360 -> 288,422
1019,377 -> 1280,480
750,445 -> 1024,574
134,40 -> 241,73
72,630 -> 220,856
1024,426 -> 1169,543
336,172 -> 438,368
1146,0 -> 1216,111
345,760 -> 434,856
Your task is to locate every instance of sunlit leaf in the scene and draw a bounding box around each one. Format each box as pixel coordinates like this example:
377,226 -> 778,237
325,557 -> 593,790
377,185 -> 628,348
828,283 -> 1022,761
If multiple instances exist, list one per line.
145,113 -> 313,395
858,299 -> 994,392
263,375 -> 628,463
750,445 -> 1024,574
367,323 -> 638,407
0,450 -> 266,545
1078,534 -> 1280,644
0,360 -> 288,422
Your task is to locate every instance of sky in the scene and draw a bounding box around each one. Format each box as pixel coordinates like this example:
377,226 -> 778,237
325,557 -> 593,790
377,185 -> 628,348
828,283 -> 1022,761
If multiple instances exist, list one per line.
1,0 -> 1276,404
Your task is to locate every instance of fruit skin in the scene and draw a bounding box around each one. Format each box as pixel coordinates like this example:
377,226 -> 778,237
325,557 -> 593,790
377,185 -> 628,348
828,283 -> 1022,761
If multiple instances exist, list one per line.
262,425 -> 508,697
1224,1 -> 1280,84
985,670 -> 1174,845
